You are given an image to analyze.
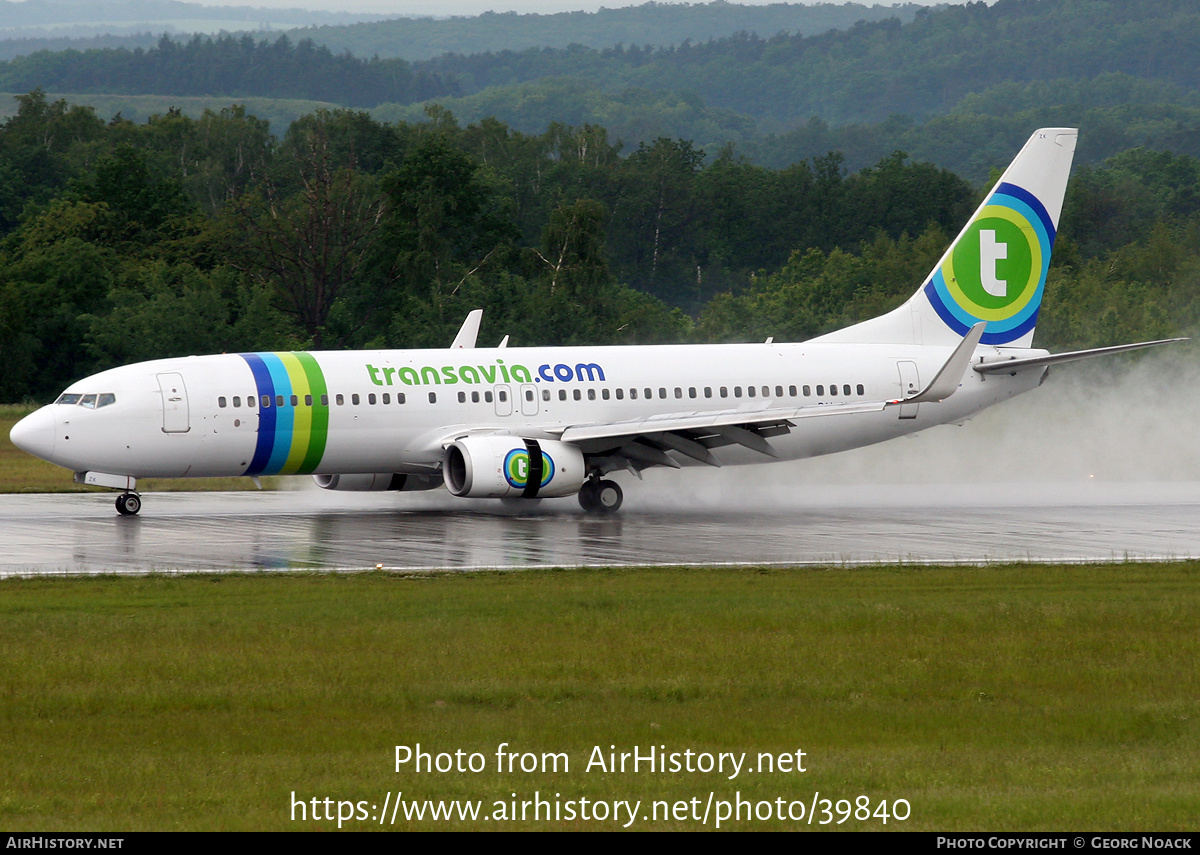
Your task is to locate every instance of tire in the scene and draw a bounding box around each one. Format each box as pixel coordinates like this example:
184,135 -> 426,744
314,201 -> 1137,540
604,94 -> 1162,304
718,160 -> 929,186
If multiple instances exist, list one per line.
596,480 -> 622,512
116,493 -> 141,516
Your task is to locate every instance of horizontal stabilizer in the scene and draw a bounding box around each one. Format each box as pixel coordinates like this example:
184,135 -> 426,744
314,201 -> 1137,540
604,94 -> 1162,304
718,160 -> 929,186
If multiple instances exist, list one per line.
974,338 -> 1187,375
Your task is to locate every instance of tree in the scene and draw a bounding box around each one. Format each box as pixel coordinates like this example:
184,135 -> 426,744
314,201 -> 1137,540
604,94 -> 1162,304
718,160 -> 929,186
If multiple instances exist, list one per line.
228,124 -> 386,347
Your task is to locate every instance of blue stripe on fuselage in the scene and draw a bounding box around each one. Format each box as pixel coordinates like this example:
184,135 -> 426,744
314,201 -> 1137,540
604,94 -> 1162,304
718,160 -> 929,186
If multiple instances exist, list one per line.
240,353 -> 276,476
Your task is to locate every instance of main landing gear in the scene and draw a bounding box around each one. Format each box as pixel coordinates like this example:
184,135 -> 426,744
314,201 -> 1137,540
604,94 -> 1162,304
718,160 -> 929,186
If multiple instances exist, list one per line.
115,492 -> 141,516
578,477 -> 622,513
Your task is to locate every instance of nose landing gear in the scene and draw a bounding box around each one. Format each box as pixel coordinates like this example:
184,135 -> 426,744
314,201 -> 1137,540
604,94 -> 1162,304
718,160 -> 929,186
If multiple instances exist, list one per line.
578,477 -> 622,513
115,492 -> 141,516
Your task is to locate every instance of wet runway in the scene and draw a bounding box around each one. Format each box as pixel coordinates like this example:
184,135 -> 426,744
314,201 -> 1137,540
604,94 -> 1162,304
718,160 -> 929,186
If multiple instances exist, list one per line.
4,481 -> 1200,576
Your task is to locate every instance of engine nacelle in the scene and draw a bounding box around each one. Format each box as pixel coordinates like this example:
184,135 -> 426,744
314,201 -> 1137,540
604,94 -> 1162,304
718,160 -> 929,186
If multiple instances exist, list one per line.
313,473 -> 441,492
443,436 -> 586,499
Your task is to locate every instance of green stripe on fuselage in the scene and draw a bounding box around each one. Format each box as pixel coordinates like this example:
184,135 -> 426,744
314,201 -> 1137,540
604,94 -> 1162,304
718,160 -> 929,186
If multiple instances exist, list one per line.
294,352 -> 329,474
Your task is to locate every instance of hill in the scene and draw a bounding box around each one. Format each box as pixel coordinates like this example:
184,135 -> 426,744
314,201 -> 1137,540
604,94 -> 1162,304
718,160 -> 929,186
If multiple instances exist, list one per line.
286,2 -> 929,62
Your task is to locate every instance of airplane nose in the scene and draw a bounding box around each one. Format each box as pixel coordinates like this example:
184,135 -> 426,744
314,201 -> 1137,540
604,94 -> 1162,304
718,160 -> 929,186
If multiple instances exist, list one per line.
10,407 -> 56,462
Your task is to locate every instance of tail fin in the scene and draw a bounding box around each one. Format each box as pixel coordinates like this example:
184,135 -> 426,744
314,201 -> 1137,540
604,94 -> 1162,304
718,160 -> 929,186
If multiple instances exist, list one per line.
814,128 -> 1078,347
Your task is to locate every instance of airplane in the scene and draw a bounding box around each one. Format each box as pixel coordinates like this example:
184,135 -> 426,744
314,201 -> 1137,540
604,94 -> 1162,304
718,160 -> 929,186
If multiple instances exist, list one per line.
9,128 -> 1184,516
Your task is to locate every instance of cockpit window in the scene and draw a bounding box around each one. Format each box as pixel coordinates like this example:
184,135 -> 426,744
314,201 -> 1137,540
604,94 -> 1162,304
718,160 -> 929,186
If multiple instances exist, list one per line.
55,392 -> 117,408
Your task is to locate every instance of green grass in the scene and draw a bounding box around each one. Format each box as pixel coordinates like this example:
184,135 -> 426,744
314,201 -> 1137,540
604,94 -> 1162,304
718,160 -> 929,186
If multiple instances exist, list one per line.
1,404 -> 280,493
1,564 -> 1197,830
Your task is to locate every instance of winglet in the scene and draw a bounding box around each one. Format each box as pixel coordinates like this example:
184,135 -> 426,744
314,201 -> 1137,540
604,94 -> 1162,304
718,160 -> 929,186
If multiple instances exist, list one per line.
450,309 -> 483,349
903,322 -> 986,404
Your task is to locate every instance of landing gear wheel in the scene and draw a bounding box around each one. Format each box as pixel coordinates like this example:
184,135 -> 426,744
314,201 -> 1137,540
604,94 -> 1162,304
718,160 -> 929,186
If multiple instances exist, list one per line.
596,479 -> 622,512
578,480 -> 600,512
579,479 -> 622,513
116,493 -> 141,516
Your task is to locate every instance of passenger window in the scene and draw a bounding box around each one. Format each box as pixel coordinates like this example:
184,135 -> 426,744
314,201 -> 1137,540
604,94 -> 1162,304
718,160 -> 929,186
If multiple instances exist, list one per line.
262,395 -> 271,408
542,389 -> 550,401
525,389 -> 534,401
829,385 -> 838,396
321,394 -> 329,406
816,386 -> 824,396
616,388 -> 624,400
351,394 -> 360,405
689,387 -> 696,398
559,390 -> 567,401
630,388 -> 638,400
458,392 -> 466,403
789,385 -> 797,397
276,395 -> 285,407
775,386 -> 783,397
292,394 -> 300,406
674,387 -> 682,399
306,394 -> 313,406
398,393 -> 406,404
428,392 -> 437,403
382,393 -> 390,405
843,385 -> 852,396
473,391 -> 481,403
485,391 -> 493,403
856,384 -> 865,396
803,385 -> 811,397
246,396 -> 256,409
602,389 -> 610,400
335,394 -> 344,406
368,394 -> 376,405
233,396 -> 241,408
720,387 -> 728,398
573,389 -> 581,401
747,386 -> 756,398
659,388 -> 667,399
644,388 -> 652,399
704,387 -> 712,398
588,389 -> 596,401
218,396 -> 227,408
734,386 -> 742,398
498,390 -> 507,402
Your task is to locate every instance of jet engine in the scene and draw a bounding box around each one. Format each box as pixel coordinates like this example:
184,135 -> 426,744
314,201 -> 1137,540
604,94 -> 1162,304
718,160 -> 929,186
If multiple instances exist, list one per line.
443,436 -> 586,499
313,473 -> 441,491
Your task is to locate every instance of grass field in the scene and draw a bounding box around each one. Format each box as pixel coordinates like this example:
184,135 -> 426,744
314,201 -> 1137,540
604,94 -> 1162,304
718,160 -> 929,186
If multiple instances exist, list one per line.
1,564 -> 1197,830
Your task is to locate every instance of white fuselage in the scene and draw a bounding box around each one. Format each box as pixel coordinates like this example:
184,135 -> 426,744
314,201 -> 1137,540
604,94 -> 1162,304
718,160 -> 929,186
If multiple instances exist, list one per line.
13,341 -> 1046,481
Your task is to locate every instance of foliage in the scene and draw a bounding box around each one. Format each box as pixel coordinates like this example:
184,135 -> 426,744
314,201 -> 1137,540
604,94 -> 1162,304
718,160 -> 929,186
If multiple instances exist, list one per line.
0,33 -> 454,107
2,88 -> 1199,401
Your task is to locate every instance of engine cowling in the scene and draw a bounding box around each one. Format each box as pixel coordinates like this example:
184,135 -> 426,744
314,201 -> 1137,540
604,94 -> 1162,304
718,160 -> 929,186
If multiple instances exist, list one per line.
313,473 -> 441,492
443,436 -> 586,499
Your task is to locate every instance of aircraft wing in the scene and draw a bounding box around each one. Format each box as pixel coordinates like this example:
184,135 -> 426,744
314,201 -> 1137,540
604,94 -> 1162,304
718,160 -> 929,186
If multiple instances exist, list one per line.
973,338 -> 1186,375
547,325 -> 985,472
547,399 -> 889,470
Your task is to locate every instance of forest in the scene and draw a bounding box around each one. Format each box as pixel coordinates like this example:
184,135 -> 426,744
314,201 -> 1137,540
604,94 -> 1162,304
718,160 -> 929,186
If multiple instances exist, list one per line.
4,0 -> 1200,176
1,0 -> 1200,402
1,88 -> 1198,404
